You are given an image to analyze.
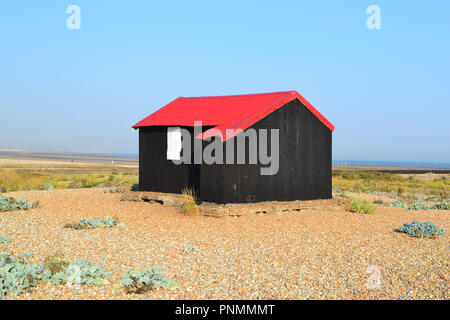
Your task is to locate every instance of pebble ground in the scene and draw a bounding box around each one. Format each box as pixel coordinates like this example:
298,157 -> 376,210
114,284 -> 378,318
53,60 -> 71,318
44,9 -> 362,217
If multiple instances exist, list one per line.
0,189 -> 448,300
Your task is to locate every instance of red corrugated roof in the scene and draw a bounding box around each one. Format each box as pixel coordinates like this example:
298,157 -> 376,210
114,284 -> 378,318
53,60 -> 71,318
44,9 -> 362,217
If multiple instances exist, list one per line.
133,91 -> 334,141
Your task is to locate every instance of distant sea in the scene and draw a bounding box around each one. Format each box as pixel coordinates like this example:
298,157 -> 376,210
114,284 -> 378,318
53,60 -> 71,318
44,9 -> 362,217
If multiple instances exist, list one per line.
333,159 -> 450,169
1,149 -> 449,169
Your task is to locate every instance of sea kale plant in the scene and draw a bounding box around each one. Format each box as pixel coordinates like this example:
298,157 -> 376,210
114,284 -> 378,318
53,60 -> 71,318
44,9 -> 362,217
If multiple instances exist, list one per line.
93,183 -> 107,188
0,252 -> 111,298
397,221 -> 445,238
0,196 -> 37,211
0,252 -> 44,298
104,187 -> 126,194
41,183 -> 55,190
119,266 -> 178,294
0,237 -> 12,244
45,258 -> 111,286
182,247 -> 199,254
73,216 -> 126,229
18,252 -> 34,258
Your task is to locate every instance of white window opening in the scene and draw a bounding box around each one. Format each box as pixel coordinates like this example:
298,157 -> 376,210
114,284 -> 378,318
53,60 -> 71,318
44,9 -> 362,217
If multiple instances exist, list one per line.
167,127 -> 182,160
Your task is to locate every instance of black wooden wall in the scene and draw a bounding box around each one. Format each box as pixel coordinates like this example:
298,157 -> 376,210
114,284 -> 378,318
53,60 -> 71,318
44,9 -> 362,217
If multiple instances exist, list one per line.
139,98 -> 332,203
139,126 -> 200,194
200,99 -> 332,203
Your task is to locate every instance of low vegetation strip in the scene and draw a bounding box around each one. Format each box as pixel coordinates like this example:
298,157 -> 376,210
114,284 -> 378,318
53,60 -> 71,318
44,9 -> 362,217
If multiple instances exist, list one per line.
0,169 -> 138,193
390,201 -> 449,210
332,170 -> 449,200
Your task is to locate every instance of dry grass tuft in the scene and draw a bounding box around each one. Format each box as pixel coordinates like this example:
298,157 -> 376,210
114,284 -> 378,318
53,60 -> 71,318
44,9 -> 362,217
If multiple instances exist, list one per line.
44,252 -> 69,276
180,187 -> 199,216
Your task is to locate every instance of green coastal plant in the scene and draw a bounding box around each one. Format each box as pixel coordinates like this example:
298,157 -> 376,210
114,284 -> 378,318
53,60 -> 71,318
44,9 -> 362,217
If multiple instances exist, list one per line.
0,196 -> 37,211
119,266 -> 178,294
46,258 -> 111,286
396,221 -> 445,238
347,199 -> 375,214
0,252 -> 111,298
182,247 -> 199,254
93,183 -> 107,188
0,237 -> 12,244
104,187 -> 125,194
0,252 -> 44,298
18,252 -> 34,258
73,216 -> 125,229
41,183 -> 54,190
390,200 -> 450,210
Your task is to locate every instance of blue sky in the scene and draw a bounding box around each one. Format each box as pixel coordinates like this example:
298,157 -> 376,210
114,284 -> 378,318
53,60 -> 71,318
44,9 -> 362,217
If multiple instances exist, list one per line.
1,0 -> 449,162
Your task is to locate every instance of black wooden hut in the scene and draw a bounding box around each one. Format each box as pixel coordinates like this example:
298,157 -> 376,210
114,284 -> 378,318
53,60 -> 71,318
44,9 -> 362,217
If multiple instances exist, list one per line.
132,91 -> 334,203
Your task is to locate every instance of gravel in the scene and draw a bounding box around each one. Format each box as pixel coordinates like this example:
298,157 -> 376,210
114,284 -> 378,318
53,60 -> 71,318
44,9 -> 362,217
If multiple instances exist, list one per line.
0,188 -> 448,300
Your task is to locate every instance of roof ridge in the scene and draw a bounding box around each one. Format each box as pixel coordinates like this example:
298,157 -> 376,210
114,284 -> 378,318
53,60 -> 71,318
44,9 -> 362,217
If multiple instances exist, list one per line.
178,90 -> 295,100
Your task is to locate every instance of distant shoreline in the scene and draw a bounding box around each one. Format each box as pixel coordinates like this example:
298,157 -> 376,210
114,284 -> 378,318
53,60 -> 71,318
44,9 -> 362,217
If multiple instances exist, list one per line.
0,150 -> 138,168
332,165 -> 450,174
333,160 -> 450,170
0,149 -> 448,170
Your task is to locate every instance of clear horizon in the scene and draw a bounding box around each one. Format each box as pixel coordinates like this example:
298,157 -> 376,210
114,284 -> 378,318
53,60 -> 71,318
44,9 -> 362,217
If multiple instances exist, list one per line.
1,1 -> 449,163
